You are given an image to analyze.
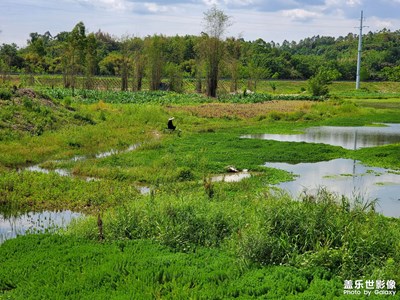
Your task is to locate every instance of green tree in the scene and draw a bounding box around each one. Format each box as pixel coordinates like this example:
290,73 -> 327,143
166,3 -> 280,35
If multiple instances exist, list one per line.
381,66 -> 400,81
85,33 -> 98,89
119,36 -> 135,91
145,35 -> 166,91
0,43 -> 23,72
131,37 -> 146,91
308,68 -> 340,96
62,22 -> 87,93
165,62 -> 183,92
99,52 -> 122,76
247,60 -> 270,92
226,37 -> 242,92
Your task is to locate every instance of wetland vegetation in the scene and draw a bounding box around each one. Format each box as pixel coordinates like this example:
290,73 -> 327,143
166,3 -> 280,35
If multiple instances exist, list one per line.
1,82 -> 400,298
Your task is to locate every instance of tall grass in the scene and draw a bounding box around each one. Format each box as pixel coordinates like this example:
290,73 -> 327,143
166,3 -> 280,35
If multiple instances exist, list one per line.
66,185 -> 400,281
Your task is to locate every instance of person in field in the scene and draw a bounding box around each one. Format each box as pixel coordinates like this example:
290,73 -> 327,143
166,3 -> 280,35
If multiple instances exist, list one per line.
167,117 -> 176,130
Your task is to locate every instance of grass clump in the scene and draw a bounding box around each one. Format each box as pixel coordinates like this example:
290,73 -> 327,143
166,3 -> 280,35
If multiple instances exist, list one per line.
236,188 -> 400,280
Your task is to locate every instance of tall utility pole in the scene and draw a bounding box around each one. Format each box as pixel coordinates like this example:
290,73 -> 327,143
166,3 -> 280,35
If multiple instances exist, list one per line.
356,10 -> 365,90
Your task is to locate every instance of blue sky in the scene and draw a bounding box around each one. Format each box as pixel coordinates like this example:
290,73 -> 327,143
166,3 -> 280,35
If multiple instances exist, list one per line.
1,0 -> 400,47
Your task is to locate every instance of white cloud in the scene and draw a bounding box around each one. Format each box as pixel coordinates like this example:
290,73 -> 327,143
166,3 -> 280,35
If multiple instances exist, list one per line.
75,0 -> 134,11
368,16 -> 393,29
223,0 -> 255,6
323,0 -> 362,10
202,0 -> 220,5
281,9 -> 320,21
346,0 -> 362,6
144,2 -> 169,12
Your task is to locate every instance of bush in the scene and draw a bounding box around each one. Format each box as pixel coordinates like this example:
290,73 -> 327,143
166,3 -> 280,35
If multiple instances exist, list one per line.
236,189 -> 400,278
0,88 -> 12,100
308,68 -> 340,97
176,167 -> 195,181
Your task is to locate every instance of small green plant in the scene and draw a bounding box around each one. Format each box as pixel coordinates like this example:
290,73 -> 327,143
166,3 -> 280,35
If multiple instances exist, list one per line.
203,176 -> 214,199
99,111 -> 106,121
63,96 -> 72,107
176,167 -> 195,181
22,96 -> 33,110
269,82 -> 277,93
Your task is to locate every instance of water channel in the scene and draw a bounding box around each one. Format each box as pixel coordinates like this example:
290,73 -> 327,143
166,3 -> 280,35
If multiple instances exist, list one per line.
0,210 -> 83,244
243,123 -> 400,217
242,123 -> 400,150
1,143 -> 146,243
265,159 -> 400,217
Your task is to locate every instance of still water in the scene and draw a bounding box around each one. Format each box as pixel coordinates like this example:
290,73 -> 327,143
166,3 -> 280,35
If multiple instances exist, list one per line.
265,159 -> 400,217
242,123 -> 400,150
211,171 -> 251,182
0,210 -> 83,244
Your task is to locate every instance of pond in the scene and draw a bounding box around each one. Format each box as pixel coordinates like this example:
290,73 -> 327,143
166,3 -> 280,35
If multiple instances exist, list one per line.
242,123 -> 400,149
0,210 -> 83,244
265,159 -> 400,217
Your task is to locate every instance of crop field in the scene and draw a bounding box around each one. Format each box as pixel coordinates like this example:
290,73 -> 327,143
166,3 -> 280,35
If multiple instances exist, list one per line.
166,101 -> 313,119
1,82 -> 400,298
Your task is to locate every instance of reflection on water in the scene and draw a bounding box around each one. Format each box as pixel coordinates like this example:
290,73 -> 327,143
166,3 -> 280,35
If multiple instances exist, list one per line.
137,185 -> 151,195
243,123 -> 400,149
0,210 -> 83,244
211,171 -> 251,182
265,158 -> 400,217
95,143 -> 140,159
25,165 -> 70,177
23,143 -> 143,185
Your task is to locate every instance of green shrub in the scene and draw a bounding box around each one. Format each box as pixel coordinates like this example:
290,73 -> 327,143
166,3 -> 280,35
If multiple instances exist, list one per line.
176,167 -> 195,181
308,68 -> 340,97
0,88 -> 12,100
236,189 -> 400,278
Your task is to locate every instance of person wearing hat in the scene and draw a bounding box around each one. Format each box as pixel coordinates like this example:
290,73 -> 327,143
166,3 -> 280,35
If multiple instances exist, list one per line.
167,117 -> 176,130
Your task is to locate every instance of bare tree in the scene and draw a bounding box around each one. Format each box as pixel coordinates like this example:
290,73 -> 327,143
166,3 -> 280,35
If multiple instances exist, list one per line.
199,6 -> 231,97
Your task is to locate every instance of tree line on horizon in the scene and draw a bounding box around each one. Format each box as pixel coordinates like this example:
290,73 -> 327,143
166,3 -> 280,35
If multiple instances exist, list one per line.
1,10 -> 400,95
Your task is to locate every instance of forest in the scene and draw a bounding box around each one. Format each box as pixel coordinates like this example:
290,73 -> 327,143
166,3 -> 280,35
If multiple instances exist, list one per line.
1,21 -> 400,91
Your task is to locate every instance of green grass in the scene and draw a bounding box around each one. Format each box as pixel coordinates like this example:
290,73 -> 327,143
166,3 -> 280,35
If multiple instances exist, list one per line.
0,89 -> 95,141
1,188 -> 399,298
0,235 -> 348,299
67,130 -> 347,184
2,85 -> 400,299
0,170 -> 142,212
352,98 -> 400,109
